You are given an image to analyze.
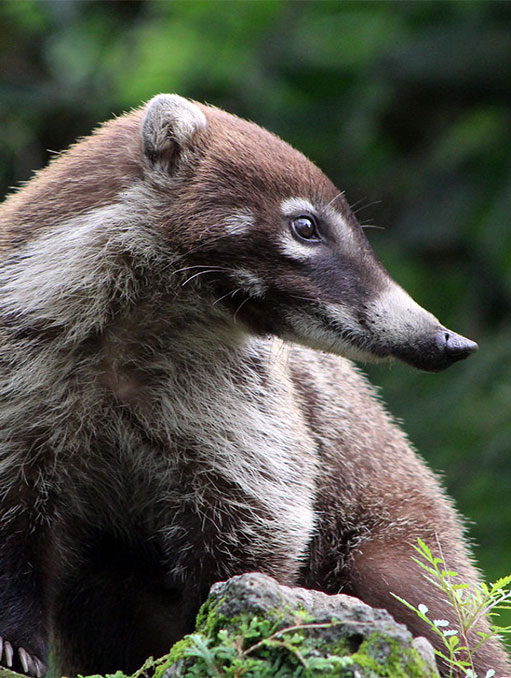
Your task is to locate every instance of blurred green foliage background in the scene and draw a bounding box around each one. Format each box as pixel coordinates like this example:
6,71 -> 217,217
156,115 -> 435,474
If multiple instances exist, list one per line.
1,0 -> 510,624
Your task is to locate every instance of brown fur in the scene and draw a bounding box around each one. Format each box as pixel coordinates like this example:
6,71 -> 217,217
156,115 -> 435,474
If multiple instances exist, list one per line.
0,113 -> 144,254
0,96 -> 508,677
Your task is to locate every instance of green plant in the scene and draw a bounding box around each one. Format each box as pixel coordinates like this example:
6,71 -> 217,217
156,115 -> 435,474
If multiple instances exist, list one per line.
151,595 -> 435,678
393,538 -> 511,678
159,612 -> 356,677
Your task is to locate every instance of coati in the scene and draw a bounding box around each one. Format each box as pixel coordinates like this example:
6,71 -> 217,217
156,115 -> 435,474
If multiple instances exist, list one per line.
0,94 -> 508,678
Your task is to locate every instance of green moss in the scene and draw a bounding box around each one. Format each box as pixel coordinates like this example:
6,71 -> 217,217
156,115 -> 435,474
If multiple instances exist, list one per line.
159,611 -> 435,677
350,633 -> 434,678
165,637 -> 196,667
194,598 -> 224,634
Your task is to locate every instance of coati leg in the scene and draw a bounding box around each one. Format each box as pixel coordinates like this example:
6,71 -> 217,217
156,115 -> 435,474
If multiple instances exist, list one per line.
52,573 -> 189,677
301,515 -> 511,675
51,532 -> 198,677
0,486 -> 50,677
348,539 -> 511,677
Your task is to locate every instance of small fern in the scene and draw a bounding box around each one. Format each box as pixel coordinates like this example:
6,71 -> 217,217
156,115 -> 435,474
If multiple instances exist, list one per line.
392,538 -> 511,678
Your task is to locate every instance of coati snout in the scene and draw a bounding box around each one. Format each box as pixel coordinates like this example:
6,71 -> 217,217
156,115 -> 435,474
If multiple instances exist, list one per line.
0,94 -> 507,678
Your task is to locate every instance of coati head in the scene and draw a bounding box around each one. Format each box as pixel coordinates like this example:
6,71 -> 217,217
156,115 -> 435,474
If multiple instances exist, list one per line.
139,94 -> 477,372
2,94 -> 476,373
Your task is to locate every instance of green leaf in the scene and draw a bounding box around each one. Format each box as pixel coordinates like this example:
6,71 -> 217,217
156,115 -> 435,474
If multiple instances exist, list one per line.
415,538 -> 433,561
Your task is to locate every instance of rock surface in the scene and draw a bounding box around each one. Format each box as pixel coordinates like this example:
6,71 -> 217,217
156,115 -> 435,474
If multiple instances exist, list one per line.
164,571 -> 440,677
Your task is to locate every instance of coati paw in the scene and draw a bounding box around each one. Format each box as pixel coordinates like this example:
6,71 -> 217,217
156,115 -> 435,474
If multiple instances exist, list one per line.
18,647 -> 46,678
0,637 -> 46,677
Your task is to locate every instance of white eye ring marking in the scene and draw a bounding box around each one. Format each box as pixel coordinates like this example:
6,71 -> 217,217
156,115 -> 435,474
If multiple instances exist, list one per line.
281,197 -> 316,218
278,235 -> 317,261
279,198 -> 322,260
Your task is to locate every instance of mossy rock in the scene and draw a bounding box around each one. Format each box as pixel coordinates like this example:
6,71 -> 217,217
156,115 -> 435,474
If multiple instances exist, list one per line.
0,574 -> 439,678
163,572 -> 439,677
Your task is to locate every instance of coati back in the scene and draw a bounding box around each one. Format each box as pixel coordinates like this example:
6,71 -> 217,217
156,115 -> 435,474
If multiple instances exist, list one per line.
0,95 -> 508,677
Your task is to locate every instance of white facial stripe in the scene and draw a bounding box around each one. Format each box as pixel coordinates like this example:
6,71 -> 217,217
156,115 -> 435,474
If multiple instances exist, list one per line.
223,209 -> 255,236
232,269 -> 267,298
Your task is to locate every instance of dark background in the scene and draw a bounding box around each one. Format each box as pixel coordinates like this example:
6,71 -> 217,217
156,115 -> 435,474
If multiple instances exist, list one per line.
1,0 -> 510,627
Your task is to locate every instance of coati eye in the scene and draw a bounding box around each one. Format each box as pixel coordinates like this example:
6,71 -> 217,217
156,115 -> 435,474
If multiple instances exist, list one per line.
290,216 -> 320,243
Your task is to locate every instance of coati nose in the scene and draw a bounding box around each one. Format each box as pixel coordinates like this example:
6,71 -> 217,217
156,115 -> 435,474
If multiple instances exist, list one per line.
435,329 -> 479,362
392,326 -> 478,371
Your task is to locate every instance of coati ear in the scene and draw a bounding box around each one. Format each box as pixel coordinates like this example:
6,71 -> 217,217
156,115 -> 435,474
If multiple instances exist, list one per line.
141,94 -> 207,171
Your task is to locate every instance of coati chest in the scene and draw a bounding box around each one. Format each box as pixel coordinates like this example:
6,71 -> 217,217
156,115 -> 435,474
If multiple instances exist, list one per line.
53,322 -> 318,583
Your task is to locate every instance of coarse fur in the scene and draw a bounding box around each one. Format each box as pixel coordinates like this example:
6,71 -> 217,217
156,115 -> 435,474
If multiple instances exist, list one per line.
0,95 -> 508,677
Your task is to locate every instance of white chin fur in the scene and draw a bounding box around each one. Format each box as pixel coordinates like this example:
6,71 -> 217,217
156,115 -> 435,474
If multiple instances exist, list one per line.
283,309 -> 385,363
